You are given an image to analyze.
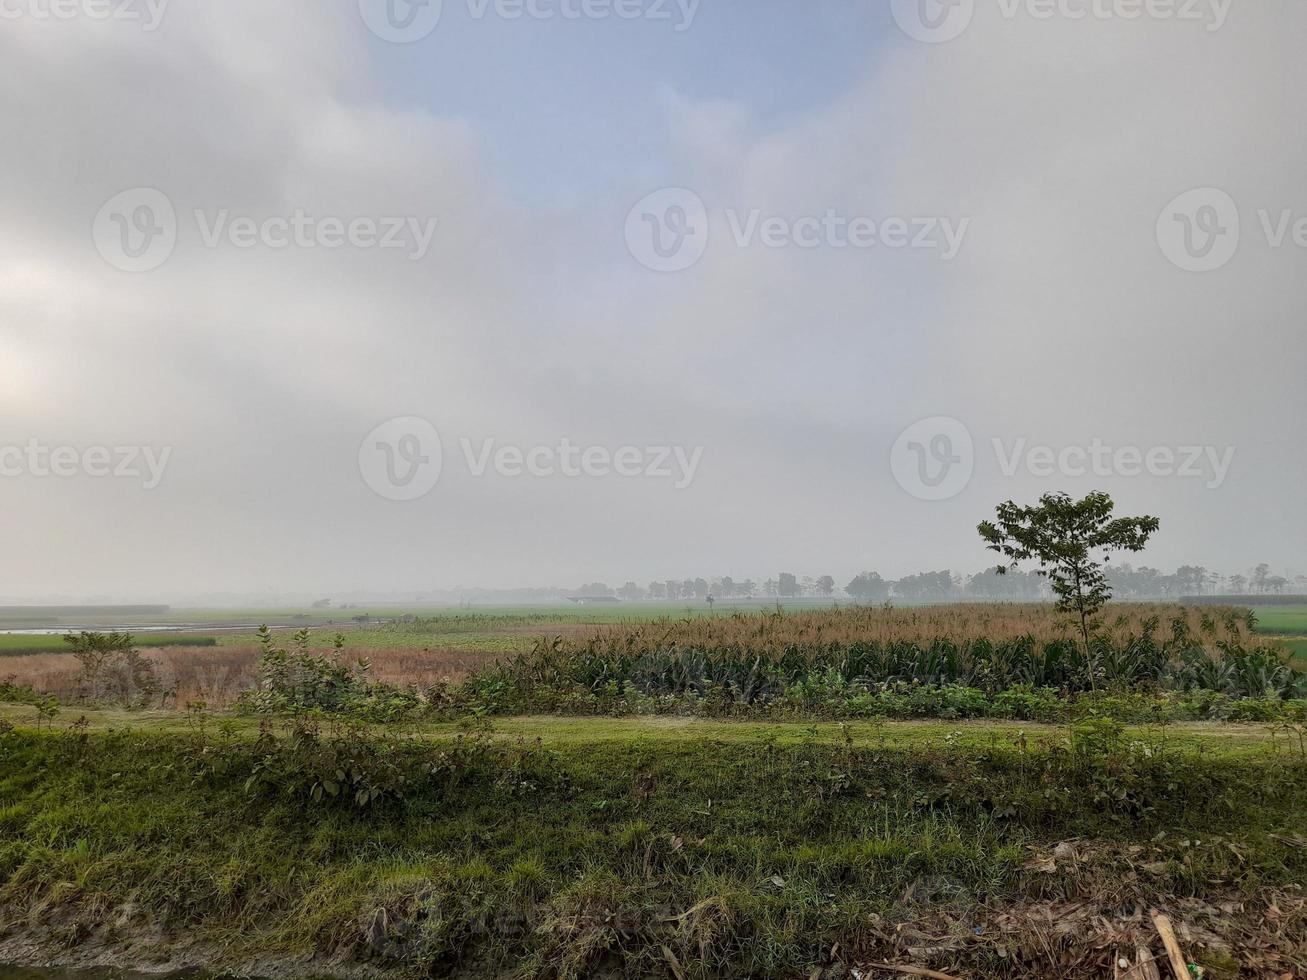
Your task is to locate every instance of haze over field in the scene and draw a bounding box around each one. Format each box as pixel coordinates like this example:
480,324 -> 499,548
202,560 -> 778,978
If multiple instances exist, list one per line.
2,0 -> 1305,599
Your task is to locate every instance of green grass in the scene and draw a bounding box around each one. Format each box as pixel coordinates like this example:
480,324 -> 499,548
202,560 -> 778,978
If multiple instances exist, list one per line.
1277,637 -> 1307,668
0,716 -> 1302,978
0,633 -> 218,657
1252,604 -> 1307,635
0,704 -> 1289,754
1250,605 -> 1307,669
3,602 -> 839,656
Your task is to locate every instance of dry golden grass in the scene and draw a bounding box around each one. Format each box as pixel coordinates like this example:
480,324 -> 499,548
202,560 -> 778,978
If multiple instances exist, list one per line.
1,644 -> 503,707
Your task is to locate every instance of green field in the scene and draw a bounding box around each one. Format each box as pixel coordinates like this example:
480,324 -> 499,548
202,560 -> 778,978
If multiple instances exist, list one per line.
1250,604 -> 1307,668
1,601 -> 833,655
231,604 -> 823,652
0,602 -> 849,659
0,633 -> 218,657
0,600 -> 825,628
1251,603 -> 1307,634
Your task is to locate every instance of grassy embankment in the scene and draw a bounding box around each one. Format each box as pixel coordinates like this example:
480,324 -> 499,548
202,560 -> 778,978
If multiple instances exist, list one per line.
0,709 -> 1304,978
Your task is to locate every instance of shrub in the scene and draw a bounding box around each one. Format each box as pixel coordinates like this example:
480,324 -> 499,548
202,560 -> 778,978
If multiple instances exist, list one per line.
63,631 -> 160,708
238,627 -> 371,714
0,680 -> 46,707
990,685 -> 1064,722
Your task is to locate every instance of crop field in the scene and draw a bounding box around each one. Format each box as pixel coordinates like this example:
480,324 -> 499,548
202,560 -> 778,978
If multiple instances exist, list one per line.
2,601 -> 1305,706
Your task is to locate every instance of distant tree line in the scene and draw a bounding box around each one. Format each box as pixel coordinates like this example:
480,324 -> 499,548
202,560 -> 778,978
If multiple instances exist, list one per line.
570,562 -> 1304,603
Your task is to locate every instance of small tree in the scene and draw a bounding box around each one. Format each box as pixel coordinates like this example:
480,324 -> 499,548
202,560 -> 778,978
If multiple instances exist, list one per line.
978,492 -> 1159,686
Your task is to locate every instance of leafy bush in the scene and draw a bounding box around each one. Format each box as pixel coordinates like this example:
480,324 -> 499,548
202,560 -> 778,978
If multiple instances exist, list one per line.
63,631 -> 160,708
238,627 -> 367,713
990,685 -> 1064,722
235,627 -> 430,723
242,718 -> 460,809
0,680 -> 46,707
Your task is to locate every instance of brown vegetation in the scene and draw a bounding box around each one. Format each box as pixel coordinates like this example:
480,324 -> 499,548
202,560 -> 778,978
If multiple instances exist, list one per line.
1,643 -> 502,707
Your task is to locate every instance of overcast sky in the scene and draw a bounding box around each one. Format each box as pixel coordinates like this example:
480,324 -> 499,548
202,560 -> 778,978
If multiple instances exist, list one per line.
2,0 -> 1304,600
